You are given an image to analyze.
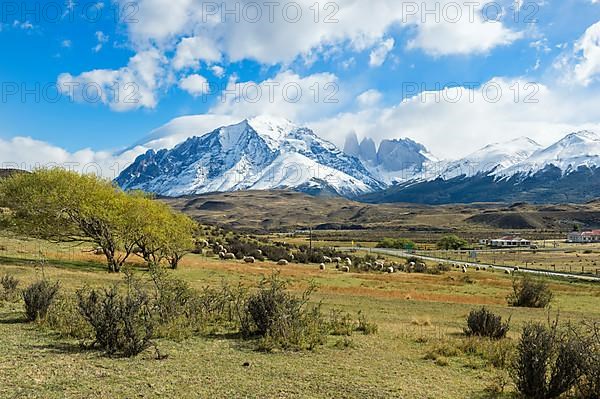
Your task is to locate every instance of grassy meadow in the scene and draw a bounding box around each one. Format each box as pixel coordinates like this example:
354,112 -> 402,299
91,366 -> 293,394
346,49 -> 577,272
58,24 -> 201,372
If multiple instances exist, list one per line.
1,237 -> 600,398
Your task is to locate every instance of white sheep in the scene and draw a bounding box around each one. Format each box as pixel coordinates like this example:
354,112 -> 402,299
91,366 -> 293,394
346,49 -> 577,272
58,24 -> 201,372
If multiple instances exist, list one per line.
257,249 -> 263,255
332,257 -> 342,263
341,266 -> 350,273
323,256 -> 332,263
344,257 -> 352,267
375,260 -> 385,268
244,256 -> 256,263
462,266 -> 468,273
319,263 -> 326,270
387,266 -> 394,273
277,259 -> 289,266
218,251 -> 226,259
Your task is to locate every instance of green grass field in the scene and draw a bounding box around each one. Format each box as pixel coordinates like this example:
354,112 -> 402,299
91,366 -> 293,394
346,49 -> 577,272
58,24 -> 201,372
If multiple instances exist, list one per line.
1,238 -> 600,398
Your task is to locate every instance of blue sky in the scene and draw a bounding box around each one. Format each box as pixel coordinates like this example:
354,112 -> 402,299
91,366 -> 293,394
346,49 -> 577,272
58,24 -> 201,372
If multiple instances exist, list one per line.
2,0 -> 600,172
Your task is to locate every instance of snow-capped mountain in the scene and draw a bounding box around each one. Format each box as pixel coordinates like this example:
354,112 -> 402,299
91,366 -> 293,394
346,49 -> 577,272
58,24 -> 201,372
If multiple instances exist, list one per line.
497,131 -> 600,177
343,132 -> 438,184
438,137 -> 543,179
116,116 -> 600,204
363,130 -> 600,204
116,116 -> 384,197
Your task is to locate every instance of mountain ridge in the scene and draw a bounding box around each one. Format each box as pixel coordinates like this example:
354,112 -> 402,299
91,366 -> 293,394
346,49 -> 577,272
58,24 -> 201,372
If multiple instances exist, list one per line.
115,116 -> 600,204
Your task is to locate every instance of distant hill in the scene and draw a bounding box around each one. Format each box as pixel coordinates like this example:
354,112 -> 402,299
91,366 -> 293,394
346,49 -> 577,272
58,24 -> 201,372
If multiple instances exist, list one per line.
163,190 -> 600,235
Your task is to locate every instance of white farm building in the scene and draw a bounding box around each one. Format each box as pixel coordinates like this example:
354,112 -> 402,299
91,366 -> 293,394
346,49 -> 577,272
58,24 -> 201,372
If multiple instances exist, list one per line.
567,230 -> 600,243
489,236 -> 531,248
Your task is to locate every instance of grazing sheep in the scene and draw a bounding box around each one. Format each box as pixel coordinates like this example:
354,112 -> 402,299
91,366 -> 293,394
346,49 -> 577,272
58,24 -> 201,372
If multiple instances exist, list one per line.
244,256 -> 256,263
218,251 -> 226,259
289,254 -> 295,260
375,261 -> 385,268
216,244 -> 225,252
364,262 -> 373,270
333,257 -> 342,263
409,262 -> 416,268
344,258 -> 352,267
513,266 -> 520,271
387,266 -> 394,273
277,259 -> 289,266
462,266 -> 468,273
504,269 -> 511,274
341,266 -> 350,273
256,249 -> 263,255
323,256 -> 332,263
224,253 -> 236,260
475,266 -> 481,271
319,263 -> 326,270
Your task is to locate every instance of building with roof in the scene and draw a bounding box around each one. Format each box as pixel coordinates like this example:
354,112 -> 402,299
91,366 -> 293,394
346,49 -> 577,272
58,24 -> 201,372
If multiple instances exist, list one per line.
489,236 -> 531,248
567,230 -> 600,243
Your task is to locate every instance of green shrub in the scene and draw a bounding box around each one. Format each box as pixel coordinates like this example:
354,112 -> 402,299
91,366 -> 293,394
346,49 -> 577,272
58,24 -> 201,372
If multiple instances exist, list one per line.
76,279 -> 154,357
0,274 -> 20,301
465,307 -> 510,339
356,311 -> 378,335
328,309 -> 354,336
22,280 -> 59,321
376,238 -> 415,250
437,235 -> 468,250
45,295 -> 93,339
509,275 -> 553,308
241,272 -> 327,351
512,321 -> 584,399
577,322 -> 600,399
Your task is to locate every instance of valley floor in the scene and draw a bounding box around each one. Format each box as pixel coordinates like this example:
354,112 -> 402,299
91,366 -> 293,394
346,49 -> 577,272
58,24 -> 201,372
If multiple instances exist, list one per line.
1,251 -> 600,398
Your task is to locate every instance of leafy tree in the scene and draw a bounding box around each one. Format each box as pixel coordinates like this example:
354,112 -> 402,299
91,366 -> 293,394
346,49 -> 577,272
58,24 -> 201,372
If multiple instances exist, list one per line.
437,235 -> 468,250
376,238 -> 415,250
0,169 -> 196,272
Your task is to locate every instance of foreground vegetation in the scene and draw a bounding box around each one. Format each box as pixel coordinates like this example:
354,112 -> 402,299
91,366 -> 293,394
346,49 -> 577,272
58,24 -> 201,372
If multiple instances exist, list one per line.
1,244 -> 600,398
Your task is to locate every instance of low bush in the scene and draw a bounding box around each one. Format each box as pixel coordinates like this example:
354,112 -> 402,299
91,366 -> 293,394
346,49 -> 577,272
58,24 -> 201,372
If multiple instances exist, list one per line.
22,280 -> 59,321
577,322 -> 600,399
376,238 -> 415,250
241,273 -> 328,351
328,309 -> 354,336
508,275 -> 553,308
464,307 -> 510,339
512,320 -> 584,399
76,276 -> 154,357
0,273 -> 20,301
356,311 -> 378,335
45,295 -> 93,339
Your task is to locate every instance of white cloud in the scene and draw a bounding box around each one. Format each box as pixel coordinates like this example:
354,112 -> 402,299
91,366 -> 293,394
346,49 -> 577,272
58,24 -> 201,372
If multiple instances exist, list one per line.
369,38 -> 395,67
92,31 -> 109,53
179,74 -> 210,96
406,2 -> 523,56
356,89 -> 382,107
173,36 -> 221,70
58,49 -> 166,111
61,40 -> 72,48
209,70 -> 345,122
59,0 -> 523,112
573,20 -> 600,86
211,65 -> 225,78
0,136 -> 145,180
310,78 -> 600,158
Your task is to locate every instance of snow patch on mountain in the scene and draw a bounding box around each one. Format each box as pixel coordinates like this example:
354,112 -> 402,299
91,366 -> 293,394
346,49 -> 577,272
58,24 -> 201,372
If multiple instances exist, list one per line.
497,131 -> 600,177
116,116 -> 383,197
439,137 -> 543,179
